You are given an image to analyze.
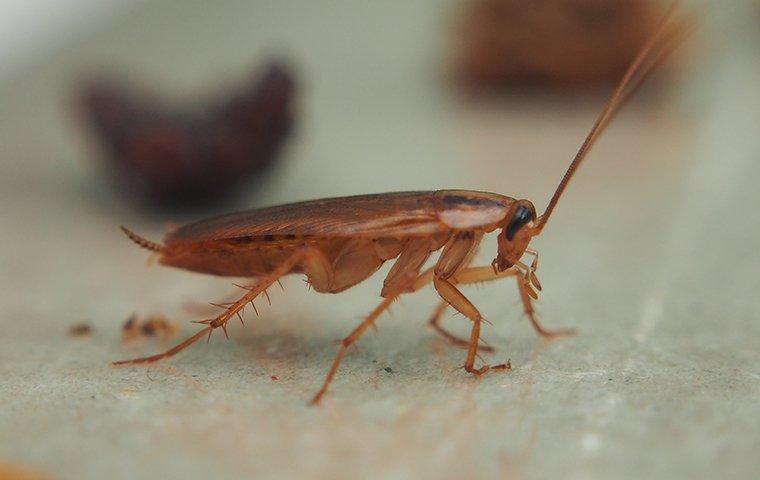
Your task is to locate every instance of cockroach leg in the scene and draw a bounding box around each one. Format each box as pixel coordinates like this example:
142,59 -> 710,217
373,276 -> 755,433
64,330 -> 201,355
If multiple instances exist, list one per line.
312,258 -> 435,404
430,232 -> 510,375
465,318 -> 511,376
433,275 -> 509,375
427,264 -> 521,351
311,294 -> 399,405
516,276 -> 576,338
114,248 -> 314,367
427,300 -> 495,352
381,238 -> 432,297
112,327 -> 213,365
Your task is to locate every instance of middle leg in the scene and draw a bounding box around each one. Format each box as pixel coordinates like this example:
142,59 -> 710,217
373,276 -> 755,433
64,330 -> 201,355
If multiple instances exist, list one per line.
433,275 -> 511,375
311,237 -> 444,404
432,232 -> 510,375
427,265 -> 519,351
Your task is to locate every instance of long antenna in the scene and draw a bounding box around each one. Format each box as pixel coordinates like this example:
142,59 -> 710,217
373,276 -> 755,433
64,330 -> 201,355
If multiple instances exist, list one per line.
536,2 -> 690,231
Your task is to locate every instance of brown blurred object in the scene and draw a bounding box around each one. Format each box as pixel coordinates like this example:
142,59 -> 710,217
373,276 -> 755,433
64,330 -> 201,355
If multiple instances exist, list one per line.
67,322 -> 92,337
80,62 -> 296,208
121,314 -> 179,341
452,0 -> 662,89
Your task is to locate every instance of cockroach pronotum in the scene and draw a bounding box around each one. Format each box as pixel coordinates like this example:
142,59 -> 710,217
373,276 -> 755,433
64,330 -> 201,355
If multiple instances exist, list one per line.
114,5 -> 692,404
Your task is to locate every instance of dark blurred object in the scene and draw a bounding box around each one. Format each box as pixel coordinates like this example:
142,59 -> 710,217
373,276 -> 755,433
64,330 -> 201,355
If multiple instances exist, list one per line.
452,0 -> 661,89
80,62 -> 296,208
68,321 -> 93,337
122,313 -> 178,341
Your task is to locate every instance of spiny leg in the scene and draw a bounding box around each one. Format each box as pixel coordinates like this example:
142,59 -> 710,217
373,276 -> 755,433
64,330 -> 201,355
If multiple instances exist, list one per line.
113,248 -> 317,366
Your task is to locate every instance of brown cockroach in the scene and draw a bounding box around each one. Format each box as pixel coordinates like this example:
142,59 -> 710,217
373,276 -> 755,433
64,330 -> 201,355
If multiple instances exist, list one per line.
114,6 -> 691,404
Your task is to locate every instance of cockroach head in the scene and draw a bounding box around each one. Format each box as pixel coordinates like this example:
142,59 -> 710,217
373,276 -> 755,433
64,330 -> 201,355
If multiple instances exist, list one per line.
493,200 -> 538,272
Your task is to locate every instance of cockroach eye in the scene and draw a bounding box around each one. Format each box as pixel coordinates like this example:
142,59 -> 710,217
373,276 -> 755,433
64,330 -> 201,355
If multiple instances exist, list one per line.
506,205 -> 534,241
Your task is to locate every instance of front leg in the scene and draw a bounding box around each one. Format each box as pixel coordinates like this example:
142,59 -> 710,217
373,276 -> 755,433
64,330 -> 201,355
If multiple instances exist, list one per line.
516,276 -> 576,338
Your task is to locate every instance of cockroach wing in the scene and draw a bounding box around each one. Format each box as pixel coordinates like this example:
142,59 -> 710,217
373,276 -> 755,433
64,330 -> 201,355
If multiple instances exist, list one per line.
165,192 -> 449,244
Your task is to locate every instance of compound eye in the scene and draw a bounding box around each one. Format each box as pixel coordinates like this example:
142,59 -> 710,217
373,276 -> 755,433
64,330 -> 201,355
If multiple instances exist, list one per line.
505,205 -> 534,241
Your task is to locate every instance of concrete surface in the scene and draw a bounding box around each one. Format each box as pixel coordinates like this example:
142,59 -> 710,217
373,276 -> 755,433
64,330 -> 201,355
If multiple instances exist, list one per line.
0,1 -> 758,479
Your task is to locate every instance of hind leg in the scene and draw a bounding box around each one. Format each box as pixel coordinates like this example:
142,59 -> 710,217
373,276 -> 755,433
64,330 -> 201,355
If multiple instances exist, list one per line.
113,247 -> 332,366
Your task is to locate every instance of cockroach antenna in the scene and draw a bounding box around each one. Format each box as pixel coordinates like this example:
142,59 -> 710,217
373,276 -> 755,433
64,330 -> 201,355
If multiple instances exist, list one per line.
120,226 -> 164,253
536,0 -> 693,231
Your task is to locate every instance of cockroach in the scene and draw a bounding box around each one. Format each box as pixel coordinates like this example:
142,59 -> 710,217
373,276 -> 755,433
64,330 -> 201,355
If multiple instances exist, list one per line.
114,6 -> 691,404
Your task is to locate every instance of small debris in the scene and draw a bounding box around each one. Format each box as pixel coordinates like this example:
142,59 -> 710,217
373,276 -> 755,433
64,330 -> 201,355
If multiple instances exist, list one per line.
68,322 -> 93,337
384,367 -> 394,374
270,375 -> 279,381
122,313 -> 179,341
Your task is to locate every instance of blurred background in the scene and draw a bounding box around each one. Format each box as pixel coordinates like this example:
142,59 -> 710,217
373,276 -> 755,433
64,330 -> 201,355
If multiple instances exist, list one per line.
0,1 -> 758,479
